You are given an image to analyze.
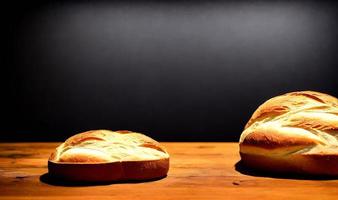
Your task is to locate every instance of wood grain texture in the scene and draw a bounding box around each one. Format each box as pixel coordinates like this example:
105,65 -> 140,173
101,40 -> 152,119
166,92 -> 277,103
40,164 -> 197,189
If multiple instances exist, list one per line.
0,142 -> 337,200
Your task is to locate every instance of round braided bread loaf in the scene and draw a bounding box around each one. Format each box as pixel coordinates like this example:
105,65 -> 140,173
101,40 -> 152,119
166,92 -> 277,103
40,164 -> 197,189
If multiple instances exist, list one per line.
239,91 -> 338,176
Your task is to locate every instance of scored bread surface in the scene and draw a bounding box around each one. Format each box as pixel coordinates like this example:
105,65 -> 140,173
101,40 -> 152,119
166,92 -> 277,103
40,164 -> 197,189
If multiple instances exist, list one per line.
239,91 -> 338,175
50,130 -> 169,163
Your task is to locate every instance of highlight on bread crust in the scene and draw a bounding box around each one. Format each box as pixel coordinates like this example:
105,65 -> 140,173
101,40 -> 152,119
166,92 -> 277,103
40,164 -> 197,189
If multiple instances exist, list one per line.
239,91 -> 338,176
48,130 -> 169,182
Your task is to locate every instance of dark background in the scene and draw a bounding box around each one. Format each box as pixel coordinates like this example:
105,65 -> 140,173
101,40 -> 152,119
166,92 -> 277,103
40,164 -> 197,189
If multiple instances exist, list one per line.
1,0 -> 337,142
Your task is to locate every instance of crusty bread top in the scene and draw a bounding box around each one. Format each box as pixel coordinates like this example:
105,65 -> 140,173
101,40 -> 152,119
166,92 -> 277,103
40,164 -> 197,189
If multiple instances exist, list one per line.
240,91 -> 338,156
49,130 -> 169,163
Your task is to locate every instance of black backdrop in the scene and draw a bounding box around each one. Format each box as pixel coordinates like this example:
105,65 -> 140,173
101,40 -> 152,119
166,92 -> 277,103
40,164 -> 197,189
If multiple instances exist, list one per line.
1,0 -> 338,141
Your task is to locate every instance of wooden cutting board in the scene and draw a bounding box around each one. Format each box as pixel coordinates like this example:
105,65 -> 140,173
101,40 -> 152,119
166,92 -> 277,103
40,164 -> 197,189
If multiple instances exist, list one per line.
0,142 -> 337,200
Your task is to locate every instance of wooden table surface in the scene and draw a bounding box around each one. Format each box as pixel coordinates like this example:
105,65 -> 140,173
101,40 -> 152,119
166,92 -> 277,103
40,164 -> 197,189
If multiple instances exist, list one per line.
0,142 -> 337,200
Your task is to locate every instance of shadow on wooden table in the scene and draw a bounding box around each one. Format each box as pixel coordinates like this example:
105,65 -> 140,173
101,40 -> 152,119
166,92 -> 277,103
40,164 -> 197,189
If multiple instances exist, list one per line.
235,160 -> 337,180
40,173 -> 167,186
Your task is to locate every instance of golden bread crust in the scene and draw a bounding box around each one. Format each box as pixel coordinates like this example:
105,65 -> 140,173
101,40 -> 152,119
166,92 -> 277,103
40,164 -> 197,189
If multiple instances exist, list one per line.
48,130 -> 169,181
240,91 -> 338,176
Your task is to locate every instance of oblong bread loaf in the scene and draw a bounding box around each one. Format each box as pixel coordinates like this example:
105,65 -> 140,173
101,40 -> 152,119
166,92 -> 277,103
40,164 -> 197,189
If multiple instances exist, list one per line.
48,130 -> 169,181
